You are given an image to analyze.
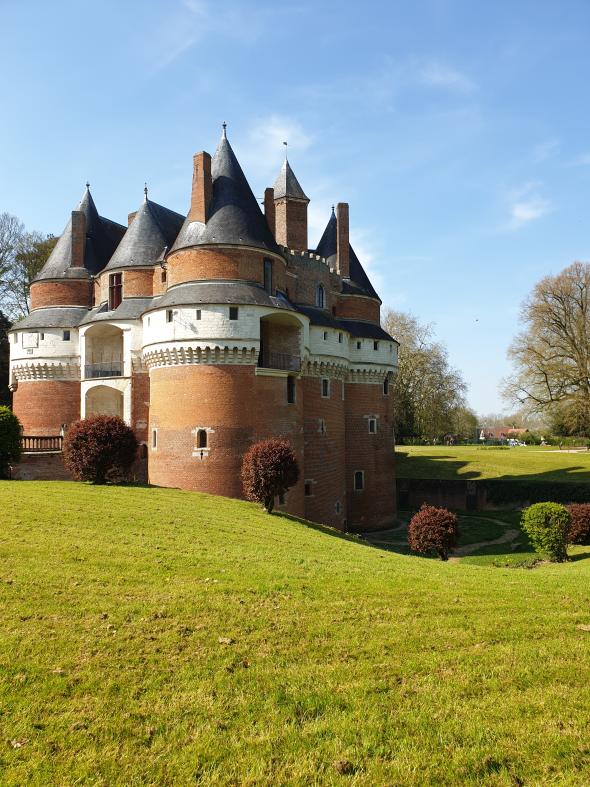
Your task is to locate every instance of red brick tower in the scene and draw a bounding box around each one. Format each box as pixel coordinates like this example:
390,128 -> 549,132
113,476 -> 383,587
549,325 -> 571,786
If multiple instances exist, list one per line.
10,187 -> 125,435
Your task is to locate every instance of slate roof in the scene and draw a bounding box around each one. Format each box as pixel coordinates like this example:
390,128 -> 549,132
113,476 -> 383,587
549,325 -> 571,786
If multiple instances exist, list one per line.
315,211 -> 380,301
104,198 -> 184,271
35,187 -> 126,281
145,281 -> 294,312
273,159 -> 308,201
295,305 -> 395,342
9,307 -> 88,330
172,130 -> 279,253
80,297 -> 154,325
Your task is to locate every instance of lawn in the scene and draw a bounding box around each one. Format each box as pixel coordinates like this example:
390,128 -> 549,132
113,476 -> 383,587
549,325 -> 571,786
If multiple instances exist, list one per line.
395,444 -> 590,481
2,482 -> 590,785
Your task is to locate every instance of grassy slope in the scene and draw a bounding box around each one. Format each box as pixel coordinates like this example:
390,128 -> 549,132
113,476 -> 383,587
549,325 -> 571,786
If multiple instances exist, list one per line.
1,483 -> 590,785
395,444 -> 590,481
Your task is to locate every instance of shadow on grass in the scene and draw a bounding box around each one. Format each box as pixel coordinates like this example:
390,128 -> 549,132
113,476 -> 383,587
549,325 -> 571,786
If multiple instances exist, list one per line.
395,449 -> 590,483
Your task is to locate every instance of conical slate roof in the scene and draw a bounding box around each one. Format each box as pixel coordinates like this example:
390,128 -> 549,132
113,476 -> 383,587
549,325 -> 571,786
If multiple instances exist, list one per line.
315,210 -> 380,301
105,197 -> 184,271
35,186 -> 126,280
273,159 -> 308,201
172,130 -> 279,253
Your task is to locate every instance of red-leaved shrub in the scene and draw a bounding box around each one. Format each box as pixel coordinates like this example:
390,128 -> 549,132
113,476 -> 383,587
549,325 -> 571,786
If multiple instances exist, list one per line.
63,415 -> 138,484
241,439 -> 299,513
567,503 -> 590,544
408,504 -> 458,560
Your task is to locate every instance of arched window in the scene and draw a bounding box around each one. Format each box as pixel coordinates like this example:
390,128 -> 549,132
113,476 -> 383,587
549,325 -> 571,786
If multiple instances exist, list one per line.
197,429 -> 207,448
316,284 -> 325,309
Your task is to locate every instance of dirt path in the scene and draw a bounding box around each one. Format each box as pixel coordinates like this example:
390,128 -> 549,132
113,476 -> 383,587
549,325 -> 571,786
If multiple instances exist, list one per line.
452,527 -> 520,557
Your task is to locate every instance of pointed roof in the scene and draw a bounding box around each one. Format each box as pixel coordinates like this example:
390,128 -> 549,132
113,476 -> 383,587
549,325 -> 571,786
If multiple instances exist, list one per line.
315,210 -> 380,301
105,197 -> 184,271
35,186 -> 126,281
172,129 -> 279,253
273,159 -> 308,201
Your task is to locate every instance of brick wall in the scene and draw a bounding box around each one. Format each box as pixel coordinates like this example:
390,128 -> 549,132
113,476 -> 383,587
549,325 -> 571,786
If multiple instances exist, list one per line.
13,380 -> 81,435
148,364 -> 305,516
10,453 -> 72,481
167,248 -> 287,292
275,199 -> 308,250
345,382 -> 396,531
30,279 -> 91,309
132,371 -> 150,444
301,375 -> 348,529
337,295 -> 381,323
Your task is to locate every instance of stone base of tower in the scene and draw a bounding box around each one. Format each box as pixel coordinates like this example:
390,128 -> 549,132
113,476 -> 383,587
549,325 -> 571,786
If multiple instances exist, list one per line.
13,380 -> 81,436
147,364 -> 306,518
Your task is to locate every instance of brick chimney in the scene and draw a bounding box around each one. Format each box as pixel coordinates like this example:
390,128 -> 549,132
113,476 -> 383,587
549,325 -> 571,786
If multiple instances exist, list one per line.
71,210 -> 86,268
264,187 -> 275,237
127,211 -> 137,226
189,151 -> 212,223
336,202 -> 349,278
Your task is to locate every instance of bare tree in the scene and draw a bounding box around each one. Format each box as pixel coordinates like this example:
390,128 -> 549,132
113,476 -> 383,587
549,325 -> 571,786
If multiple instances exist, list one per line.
2,233 -> 56,319
383,309 -> 473,441
0,212 -> 25,281
504,261 -> 590,433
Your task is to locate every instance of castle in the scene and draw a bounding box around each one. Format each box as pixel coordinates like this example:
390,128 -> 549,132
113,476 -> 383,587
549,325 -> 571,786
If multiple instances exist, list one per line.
9,126 -> 398,531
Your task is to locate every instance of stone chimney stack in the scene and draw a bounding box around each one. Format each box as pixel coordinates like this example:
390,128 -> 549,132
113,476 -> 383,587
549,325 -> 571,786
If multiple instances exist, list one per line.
336,202 -> 349,279
70,210 -> 86,267
189,151 -> 212,223
264,187 -> 275,237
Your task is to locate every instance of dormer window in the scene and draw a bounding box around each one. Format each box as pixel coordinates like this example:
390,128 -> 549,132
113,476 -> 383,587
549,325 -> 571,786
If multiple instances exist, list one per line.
316,284 -> 325,309
109,273 -> 122,310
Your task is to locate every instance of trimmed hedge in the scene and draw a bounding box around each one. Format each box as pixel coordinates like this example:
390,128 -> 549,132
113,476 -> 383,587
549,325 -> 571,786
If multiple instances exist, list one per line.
483,480 -> 590,505
521,502 -> 570,562
63,415 -> 138,484
241,439 -> 299,514
567,504 -> 590,545
408,504 -> 458,561
0,406 -> 22,478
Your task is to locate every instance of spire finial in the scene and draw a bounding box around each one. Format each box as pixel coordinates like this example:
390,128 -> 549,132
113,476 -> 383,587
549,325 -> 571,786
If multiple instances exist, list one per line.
144,182 -> 148,201
283,140 -> 288,161
85,181 -> 90,190
331,205 -> 335,216
222,121 -> 227,139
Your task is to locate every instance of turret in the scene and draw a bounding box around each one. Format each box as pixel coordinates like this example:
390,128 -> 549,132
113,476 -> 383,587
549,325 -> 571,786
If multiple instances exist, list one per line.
271,157 -> 309,250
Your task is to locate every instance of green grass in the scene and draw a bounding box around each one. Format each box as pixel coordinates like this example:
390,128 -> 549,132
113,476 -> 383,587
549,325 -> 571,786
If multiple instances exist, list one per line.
2,482 -> 590,785
396,444 -> 590,481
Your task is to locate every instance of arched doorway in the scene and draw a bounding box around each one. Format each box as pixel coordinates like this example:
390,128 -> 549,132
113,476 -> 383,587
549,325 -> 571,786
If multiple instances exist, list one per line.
85,385 -> 124,419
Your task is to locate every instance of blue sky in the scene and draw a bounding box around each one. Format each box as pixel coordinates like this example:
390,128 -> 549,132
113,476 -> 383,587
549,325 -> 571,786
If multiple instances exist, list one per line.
2,0 -> 590,415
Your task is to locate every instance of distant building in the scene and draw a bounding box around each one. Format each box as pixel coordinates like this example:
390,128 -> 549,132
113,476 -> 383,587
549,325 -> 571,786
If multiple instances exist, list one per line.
481,427 -> 528,441
8,126 -> 398,531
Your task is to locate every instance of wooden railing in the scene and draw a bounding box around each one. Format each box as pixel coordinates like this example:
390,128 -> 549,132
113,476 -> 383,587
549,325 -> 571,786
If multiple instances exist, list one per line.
21,435 -> 64,453
258,352 -> 301,372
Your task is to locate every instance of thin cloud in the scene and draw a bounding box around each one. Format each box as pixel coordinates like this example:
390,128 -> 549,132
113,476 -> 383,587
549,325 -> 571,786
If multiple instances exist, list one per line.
565,152 -> 590,167
237,115 -> 313,187
532,139 -> 560,163
507,182 -> 552,229
417,60 -> 476,93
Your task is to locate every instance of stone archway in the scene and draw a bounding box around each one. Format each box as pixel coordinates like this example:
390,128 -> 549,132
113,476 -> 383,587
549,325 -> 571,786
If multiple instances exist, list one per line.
85,385 -> 124,419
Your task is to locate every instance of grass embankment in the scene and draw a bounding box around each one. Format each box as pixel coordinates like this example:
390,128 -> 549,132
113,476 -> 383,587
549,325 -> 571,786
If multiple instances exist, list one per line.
1,482 -> 590,785
396,444 -> 590,481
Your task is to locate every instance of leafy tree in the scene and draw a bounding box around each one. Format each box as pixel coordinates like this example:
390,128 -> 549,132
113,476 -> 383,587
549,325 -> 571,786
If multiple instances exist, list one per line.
241,439 -> 299,513
505,262 -> 590,435
0,405 -> 22,478
63,415 -> 138,484
382,309 -> 474,441
408,504 -> 458,560
521,502 -> 570,562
